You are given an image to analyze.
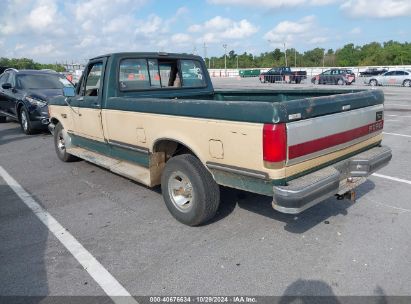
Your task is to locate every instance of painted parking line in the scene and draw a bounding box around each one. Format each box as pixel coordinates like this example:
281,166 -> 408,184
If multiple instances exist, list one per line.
372,173 -> 411,186
383,132 -> 411,138
385,103 -> 411,107
387,114 -> 411,118
0,166 -> 138,304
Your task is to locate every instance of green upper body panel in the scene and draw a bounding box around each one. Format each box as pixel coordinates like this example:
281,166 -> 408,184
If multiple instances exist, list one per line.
49,52 -> 384,124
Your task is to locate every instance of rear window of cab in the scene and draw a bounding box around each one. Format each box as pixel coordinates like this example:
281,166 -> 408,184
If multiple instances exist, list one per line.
118,58 -> 206,91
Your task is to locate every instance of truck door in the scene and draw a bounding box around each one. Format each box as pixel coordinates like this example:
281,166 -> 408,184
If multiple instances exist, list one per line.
71,59 -> 106,142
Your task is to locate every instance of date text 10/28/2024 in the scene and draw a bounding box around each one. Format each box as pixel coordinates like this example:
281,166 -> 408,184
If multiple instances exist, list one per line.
149,297 -> 257,303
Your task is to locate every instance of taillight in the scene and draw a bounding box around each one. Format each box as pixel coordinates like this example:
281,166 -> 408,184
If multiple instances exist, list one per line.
263,123 -> 287,163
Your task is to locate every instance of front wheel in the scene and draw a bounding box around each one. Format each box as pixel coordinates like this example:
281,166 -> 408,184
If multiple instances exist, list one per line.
161,154 -> 220,226
403,79 -> 411,87
19,107 -> 35,135
369,79 -> 378,86
54,122 -> 78,162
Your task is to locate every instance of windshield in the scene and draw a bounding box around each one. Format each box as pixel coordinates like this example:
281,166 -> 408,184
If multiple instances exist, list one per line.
16,74 -> 73,89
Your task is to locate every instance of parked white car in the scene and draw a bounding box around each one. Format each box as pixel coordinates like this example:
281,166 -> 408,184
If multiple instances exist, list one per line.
366,70 -> 411,87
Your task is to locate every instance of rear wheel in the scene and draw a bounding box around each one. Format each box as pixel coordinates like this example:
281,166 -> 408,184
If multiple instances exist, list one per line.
403,79 -> 411,87
161,154 -> 220,226
54,122 -> 78,162
19,107 -> 35,135
369,79 -> 378,86
337,79 -> 345,85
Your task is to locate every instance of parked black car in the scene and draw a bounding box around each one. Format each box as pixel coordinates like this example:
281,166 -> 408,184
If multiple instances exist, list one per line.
311,68 -> 356,85
359,68 -> 388,77
259,67 -> 307,84
0,69 -> 73,134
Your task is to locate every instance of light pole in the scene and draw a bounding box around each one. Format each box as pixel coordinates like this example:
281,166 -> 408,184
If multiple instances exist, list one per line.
223,44 -> 227,76
283,42 -> 288,66
203,42 -> 207,68
294,48 -> 297,67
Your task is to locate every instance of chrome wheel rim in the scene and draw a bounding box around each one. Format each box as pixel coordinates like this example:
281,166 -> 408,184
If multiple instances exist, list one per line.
57,132 -> 66,151
21,111 -> 28,131
168,171 -> 194,212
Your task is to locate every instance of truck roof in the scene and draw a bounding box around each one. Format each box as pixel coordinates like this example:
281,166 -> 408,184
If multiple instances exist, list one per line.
90,52 -> 204,61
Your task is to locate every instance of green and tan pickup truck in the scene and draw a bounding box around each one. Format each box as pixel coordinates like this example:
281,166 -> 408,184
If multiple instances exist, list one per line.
48,52 -> 392,226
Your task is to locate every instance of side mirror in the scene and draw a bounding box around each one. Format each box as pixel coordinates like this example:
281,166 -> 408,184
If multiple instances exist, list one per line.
63,86 -> 76,97
2,83 -> 12,90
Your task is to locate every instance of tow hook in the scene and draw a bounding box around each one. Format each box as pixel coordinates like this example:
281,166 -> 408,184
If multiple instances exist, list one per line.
336,190 -> 356,202
336,177 -> 357,202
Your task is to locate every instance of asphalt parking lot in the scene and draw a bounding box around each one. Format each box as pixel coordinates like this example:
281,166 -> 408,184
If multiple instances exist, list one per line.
1,78 -> 411,300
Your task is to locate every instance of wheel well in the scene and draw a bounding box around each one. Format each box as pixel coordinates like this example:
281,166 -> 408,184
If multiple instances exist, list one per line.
50,117 -> 60,125
16,103 -> 24,121
153,139 -> 197,162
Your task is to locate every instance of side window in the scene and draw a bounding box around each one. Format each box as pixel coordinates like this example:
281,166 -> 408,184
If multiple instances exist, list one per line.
0,73 -> 9,85
148,59 -> 161,88
395,71 -> 406,76
385,71 -> 395,76
119,59 -> 150,90
8,73 -> 16,87
80,62 -> 103,96
180,60 -> 206,88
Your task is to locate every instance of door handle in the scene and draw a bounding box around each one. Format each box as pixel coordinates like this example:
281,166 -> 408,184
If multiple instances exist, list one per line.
92,102 -> 100,107
76,97 -> 84,101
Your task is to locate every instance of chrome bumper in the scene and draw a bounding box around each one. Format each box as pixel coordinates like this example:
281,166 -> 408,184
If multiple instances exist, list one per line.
48,122 -> 56,135
272,146 -> 392,214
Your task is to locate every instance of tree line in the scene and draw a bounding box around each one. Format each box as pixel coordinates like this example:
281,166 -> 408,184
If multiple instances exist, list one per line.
0,57 -> 66,72
1,40 -> 410,71
206,40 -> 411,69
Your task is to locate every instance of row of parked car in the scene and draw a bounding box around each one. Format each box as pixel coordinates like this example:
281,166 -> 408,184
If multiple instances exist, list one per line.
259,67 -> 411,87
0,68 -> 74,134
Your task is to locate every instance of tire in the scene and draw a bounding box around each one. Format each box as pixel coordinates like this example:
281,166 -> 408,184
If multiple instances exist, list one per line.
0,116 -> 6,123
403,79 -> 411,87
161,154 -> 220,226
337,79 -> 345,85
19,107 -> 35,135
314,78 -> 319,85
54,122 -> 78,162
369,79 -> 378,87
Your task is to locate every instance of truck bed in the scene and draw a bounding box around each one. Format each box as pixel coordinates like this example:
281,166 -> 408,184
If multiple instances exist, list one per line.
109,88 -> 384,124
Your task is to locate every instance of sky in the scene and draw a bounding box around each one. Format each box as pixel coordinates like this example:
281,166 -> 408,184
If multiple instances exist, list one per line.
0,0 -> 410,63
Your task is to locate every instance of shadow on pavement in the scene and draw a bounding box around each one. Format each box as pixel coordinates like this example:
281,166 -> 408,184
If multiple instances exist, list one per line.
0,184 -> 48,300
278,279 -> 389,304
214,180 -> 375,233
0,123 -> 50,146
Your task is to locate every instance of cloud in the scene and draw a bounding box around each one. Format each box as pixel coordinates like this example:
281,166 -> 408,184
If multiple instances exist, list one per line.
171,33 -> 192,45
350,27 -> 362,34
208,0 -> 339,7
189,16 -> 258,44
341,0 -> 411,18
264,16 -> 327,47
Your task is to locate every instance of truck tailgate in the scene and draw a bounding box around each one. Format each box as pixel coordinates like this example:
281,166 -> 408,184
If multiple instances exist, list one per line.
286,104 -> 384,165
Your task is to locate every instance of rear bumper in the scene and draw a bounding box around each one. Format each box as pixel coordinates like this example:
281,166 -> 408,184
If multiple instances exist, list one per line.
272,145 -> 392,214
